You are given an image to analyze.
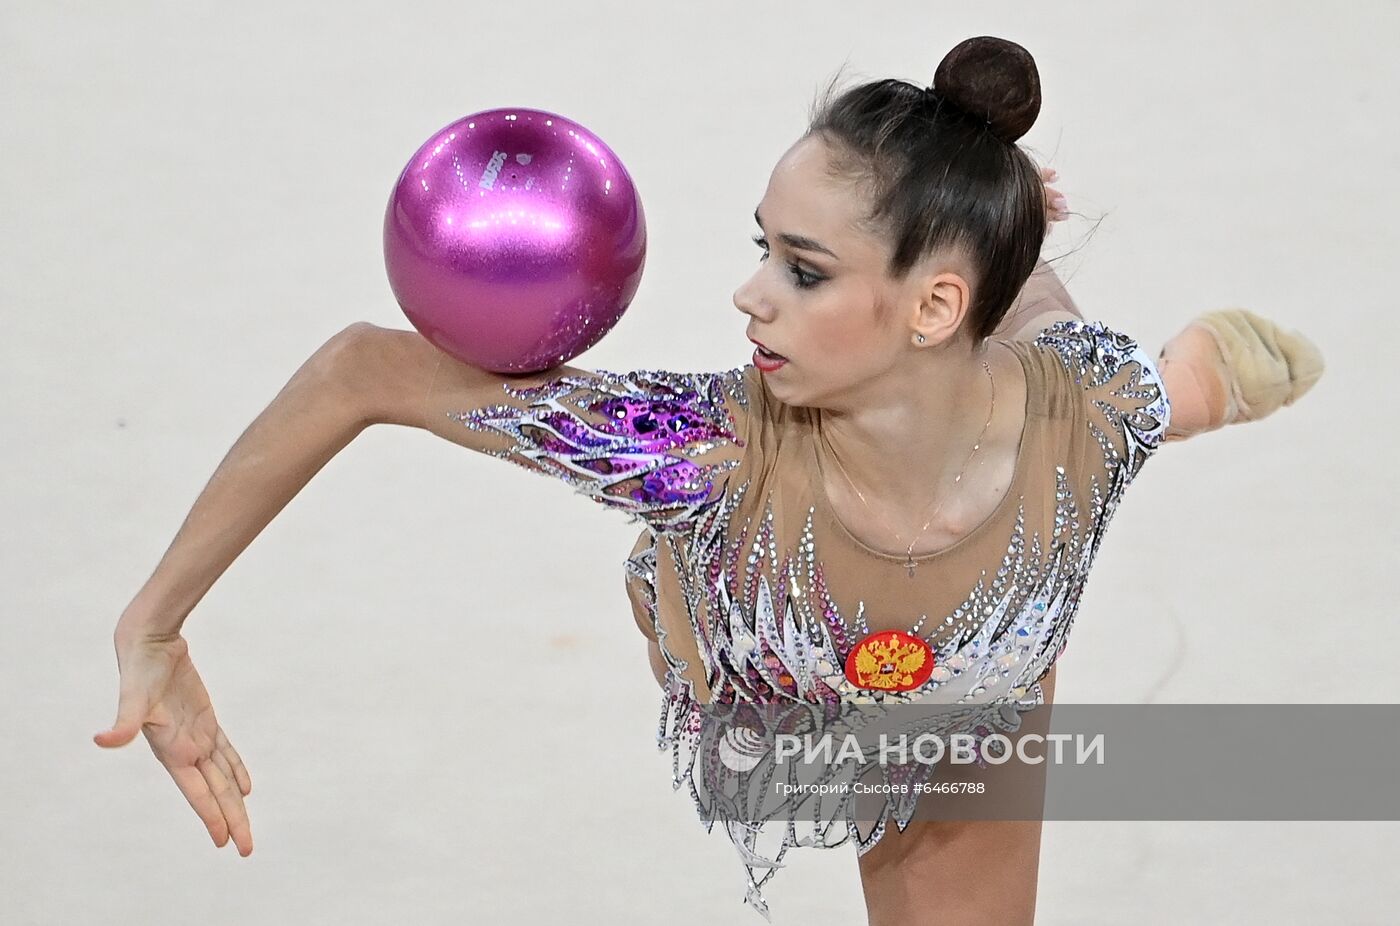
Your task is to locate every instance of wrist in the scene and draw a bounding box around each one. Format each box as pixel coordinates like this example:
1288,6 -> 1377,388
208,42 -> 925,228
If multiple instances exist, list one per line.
117,590 -> 188,642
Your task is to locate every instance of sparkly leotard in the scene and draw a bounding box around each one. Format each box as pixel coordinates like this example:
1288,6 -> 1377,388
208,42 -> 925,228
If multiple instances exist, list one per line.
451,318 -> 1171,920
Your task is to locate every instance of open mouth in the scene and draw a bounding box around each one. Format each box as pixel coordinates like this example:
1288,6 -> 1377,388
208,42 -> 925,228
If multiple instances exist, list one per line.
755,345 -> 786,361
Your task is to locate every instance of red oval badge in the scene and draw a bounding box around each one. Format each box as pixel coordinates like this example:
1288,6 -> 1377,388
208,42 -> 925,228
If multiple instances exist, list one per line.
844,630 -> 935,692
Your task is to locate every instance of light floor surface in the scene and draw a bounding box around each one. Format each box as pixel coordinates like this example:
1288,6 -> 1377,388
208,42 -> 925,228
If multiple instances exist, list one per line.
5,2 -> 1397,923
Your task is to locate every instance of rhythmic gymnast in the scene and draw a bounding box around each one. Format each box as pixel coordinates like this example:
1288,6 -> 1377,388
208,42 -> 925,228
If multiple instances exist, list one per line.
95,35 -> 1323,925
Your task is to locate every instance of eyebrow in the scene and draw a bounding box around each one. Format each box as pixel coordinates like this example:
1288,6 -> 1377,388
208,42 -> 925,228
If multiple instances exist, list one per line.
754,207 -> 839,261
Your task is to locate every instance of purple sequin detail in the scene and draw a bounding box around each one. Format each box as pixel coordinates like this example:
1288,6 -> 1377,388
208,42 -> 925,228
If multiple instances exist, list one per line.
452,368 -> 745,530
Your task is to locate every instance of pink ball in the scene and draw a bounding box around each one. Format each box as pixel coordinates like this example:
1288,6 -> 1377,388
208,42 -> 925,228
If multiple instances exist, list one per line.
383,108 -> 646,373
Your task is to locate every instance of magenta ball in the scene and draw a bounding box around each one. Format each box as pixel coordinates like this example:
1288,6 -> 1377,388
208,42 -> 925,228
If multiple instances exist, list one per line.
383,108 -> 646,374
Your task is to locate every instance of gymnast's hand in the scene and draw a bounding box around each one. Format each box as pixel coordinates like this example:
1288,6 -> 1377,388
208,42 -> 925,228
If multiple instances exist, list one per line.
94,617 -> 254,856
1040,166 -> 1068,223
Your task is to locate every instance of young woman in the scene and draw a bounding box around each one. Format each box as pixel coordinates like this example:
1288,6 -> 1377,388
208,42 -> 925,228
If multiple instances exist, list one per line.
94,36 -> 1323,925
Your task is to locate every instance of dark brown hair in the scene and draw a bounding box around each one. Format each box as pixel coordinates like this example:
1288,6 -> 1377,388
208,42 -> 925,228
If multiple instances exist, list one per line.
805,36 -> 1049,341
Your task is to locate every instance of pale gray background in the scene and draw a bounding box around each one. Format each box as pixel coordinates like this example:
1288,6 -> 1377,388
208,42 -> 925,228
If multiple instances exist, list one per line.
5,1 -> 1397,923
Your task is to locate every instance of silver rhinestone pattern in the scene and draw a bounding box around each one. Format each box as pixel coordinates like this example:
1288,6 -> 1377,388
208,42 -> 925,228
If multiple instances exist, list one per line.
454,322 -> 1169,921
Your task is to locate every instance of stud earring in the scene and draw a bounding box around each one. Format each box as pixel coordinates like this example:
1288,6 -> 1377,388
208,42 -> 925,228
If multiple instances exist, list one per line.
915,334 -> 926,344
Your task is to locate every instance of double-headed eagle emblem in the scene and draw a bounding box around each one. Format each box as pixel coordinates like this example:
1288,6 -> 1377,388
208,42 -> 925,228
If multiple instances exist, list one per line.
845,630 -> 935,691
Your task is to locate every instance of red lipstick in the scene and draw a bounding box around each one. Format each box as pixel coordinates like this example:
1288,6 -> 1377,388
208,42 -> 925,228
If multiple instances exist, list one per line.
751,339 -> 788,372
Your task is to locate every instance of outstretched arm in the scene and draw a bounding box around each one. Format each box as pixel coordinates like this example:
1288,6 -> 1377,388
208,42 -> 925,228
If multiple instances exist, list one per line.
999,171 -> 1322,446
113,320 -> 662,633
99,321 -> 612,858
98,323 -> 377,859
102,320 -> 751,822
118,324 -> 379,637
344,320 -> 595,440
996,260 -> 1216,439
1004,166 -> 1321,441
997,168 -> 1235,440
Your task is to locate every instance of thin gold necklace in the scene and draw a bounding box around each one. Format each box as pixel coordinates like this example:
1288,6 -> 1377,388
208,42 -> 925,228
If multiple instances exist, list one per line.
818,357 -> 996,578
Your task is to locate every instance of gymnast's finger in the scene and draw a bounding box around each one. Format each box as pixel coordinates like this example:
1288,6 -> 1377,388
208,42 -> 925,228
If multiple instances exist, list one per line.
215,727 -> 252,796
197,755 -> 254,856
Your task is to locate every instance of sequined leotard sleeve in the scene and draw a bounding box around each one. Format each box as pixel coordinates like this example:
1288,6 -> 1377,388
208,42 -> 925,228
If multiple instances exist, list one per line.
447,365 -> 753,533
1034,317 -> 1172,488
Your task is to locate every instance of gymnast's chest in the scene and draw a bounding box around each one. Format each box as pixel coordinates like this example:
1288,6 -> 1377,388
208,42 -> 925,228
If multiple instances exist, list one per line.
633,481 -> 1073,665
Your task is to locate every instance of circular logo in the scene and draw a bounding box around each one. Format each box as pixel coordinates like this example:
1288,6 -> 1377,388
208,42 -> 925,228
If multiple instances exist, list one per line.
717,725 -> 768,772
844,630 -> 935,692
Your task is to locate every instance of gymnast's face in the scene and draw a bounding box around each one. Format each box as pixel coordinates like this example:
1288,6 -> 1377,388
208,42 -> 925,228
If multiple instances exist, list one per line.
733,133 -> 978,410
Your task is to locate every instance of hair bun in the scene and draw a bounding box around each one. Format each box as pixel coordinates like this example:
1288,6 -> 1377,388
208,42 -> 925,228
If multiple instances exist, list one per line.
931,36 -> 1041,144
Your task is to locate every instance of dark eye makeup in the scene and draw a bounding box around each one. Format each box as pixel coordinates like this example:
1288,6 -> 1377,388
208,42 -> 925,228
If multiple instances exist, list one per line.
751,234 -> 824,290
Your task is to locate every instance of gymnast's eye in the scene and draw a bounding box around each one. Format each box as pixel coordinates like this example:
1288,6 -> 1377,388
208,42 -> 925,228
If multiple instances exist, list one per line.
750,234 -> 824,290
